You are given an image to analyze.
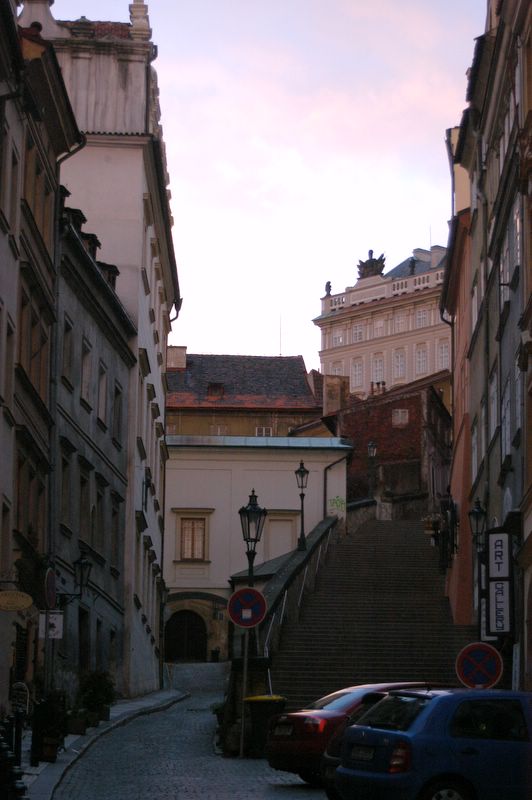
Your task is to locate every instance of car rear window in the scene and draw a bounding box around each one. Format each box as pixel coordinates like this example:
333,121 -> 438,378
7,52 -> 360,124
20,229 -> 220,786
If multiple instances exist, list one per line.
356,694 -> 431,731
450,699 -> 529,742
308,690 -> 364,711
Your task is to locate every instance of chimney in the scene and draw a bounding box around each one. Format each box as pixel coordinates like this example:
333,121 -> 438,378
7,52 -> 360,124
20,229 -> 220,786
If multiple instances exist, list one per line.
167,345 -> 187,369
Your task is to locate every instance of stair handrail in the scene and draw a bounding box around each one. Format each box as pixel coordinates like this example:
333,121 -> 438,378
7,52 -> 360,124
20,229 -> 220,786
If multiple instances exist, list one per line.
258,515 -> 338,665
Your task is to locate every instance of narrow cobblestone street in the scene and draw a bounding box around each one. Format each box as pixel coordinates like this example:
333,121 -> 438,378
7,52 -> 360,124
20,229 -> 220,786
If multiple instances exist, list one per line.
52,668 -> 322,800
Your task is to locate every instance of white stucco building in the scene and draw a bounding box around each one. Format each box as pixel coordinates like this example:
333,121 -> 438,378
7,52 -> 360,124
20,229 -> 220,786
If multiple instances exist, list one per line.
18,0 -> 181,695
315,247 -> 450,400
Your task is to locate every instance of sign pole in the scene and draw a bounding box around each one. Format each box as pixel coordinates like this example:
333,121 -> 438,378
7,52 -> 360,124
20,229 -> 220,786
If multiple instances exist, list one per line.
239,629 -> 249,758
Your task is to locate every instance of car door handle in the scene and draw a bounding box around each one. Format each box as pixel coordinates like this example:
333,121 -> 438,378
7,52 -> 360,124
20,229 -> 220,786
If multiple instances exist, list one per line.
459,747 -> 479,755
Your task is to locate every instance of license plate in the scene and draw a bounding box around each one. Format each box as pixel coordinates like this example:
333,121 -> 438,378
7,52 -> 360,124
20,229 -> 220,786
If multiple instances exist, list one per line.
273,724 -> 293,736
351,745 -> 374,761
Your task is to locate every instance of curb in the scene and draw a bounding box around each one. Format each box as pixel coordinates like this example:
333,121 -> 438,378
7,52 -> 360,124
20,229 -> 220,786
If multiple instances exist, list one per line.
26,691 -> 189,800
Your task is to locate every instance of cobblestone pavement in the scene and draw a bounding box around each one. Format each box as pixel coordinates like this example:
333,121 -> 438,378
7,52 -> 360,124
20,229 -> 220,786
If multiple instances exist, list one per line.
53,675 -> 322,800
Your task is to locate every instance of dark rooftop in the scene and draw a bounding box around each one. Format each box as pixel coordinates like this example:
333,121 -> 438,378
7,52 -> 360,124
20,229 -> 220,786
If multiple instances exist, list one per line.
167,354 -> 321,411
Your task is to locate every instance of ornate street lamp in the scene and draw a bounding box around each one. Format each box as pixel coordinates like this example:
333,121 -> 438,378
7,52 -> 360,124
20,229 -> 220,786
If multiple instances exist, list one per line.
367,441 -> 377,499
468,498 -> 487,553
295,461 -> 309,551
239,489 -> 267,586
58,554 -> 92,605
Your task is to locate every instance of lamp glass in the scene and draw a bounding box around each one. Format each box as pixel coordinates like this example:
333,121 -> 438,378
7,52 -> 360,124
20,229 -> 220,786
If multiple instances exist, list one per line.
239,489 -> 267,553
74,555 -> 92,589
295,461 -> 309,490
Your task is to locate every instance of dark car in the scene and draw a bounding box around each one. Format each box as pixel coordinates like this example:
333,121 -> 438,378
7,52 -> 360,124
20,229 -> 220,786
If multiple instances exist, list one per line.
266,682 -> 433,786
335,688 -> 532,800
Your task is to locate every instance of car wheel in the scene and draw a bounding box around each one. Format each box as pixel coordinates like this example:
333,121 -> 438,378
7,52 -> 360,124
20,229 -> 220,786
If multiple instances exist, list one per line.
298,770 -> 322,787
419,780 -> 473,800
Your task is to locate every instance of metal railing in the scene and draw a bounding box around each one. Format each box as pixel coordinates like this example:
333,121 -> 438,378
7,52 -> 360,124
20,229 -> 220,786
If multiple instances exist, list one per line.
257,516 -> 339,691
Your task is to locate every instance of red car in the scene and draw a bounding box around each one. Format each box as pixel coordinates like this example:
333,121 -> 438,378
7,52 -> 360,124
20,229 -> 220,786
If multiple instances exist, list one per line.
266,682 -> 435,786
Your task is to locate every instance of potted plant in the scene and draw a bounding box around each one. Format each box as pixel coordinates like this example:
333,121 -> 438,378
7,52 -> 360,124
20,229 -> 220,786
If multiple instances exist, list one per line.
66,707 -> 88,735
78,671 -> 115,725
33,690 -> 67,762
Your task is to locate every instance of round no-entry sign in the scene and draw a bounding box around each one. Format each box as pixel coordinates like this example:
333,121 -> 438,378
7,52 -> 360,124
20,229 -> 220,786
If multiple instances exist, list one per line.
228,587 -> 267,629
455,642 -> 503,689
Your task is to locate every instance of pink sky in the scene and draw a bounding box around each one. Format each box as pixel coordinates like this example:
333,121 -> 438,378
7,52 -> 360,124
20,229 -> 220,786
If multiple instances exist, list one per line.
43,0 -> 486,371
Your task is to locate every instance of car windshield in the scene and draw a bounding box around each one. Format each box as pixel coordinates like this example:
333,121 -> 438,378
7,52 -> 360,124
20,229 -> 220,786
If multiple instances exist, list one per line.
307,690 -> 365,712
356,694 -> 431,731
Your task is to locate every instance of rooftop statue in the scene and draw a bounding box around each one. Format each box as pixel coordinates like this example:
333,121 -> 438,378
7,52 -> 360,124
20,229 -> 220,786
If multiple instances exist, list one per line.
357,249 -> 385,279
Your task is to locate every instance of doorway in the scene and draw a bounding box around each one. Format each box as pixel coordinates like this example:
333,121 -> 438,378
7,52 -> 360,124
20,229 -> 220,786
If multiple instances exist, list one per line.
165,610 -> 207,662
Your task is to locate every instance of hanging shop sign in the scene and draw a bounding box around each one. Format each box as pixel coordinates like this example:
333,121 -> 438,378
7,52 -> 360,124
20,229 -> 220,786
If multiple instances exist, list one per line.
0,591 -> 33,612
38,610 -> 64,639
487,532 -> 512,636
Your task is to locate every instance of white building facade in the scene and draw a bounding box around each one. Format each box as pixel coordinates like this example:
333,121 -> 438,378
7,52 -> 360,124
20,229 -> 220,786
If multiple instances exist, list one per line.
315,247 -> 450,399
18,0 -> 181,695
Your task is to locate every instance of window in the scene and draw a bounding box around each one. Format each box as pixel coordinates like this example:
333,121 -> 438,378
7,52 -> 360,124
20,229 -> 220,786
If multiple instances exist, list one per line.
94,483 -> 105,553
373,318 -> 385,337
394,314 -> 407,333
480,399 -> 487,463
18,285 -> 50,401
332,362 -> 343,376
256,426 -> 272,436
80,339 -> 92,406
415,346 -> 428,375
514,359 -> 522,434
372,355 -> 384,383
209,424 -> 228,435
97,362 -> 107,424
471,418 -> 478,479
352,324 -> 364,342
180,518 -> 206,560
415,308 -> 428,328
60,454 -> 71,528
110,496 -> 121,567
392,408 -> 409,427
450,700 -> 528,742
4,319 -> 14,407
351,358 -> 363,388
332,328 -> 344,346
501,379 -> 511,457
438,340 -> 450,370
489,369 -> 498,440
9,149 -> 19,229
393,350 -> 406,380
112,383 -> 123,443
79,469 -> 91,543
62,315 -> 73,384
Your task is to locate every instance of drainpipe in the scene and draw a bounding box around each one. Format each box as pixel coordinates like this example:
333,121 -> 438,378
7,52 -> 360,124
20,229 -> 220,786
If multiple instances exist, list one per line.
323,455 -> 349,520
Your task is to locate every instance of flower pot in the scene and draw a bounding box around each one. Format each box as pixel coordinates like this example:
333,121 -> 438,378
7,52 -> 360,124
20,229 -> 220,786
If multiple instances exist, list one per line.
67,714 -> 87,735
86,710 -> 100,727
41,736 -> 60,762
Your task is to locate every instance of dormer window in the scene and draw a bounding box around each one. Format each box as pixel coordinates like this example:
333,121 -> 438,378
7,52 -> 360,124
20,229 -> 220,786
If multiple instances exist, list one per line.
207,382 -> 224,398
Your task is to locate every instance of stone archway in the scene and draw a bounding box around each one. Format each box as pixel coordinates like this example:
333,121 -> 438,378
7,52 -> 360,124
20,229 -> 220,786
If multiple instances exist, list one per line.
164,609 -> 207,662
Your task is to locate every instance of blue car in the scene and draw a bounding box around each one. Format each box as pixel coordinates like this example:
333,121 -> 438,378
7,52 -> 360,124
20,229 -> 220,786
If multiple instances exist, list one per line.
335,688 -> 532,800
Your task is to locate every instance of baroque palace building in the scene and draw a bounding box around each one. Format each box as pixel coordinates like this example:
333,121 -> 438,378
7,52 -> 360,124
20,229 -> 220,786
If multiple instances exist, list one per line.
314,246 -> 451,406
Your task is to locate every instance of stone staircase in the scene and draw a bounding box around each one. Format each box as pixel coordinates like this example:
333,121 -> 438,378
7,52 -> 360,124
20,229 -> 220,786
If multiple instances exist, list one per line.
270,518 -> 476,709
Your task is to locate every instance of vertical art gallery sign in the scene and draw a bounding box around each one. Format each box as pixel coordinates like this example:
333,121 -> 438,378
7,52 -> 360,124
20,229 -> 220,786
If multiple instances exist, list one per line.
487,532 -> 512,637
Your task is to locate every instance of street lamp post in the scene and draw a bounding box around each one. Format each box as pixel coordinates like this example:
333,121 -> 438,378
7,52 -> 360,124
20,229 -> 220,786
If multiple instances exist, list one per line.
367,441 -> 377,499
468,498 -> 487,637
239,490 -> 268,587
295,461 -> 309,551
238,490 -> 267,758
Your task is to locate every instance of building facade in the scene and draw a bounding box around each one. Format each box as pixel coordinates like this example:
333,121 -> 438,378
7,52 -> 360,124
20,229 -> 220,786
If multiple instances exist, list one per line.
52,204 -> 136,699
18,0 -> 182,696
315,246 -> 451,406
444,0 -> 531,686
0,3 -> 83,710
